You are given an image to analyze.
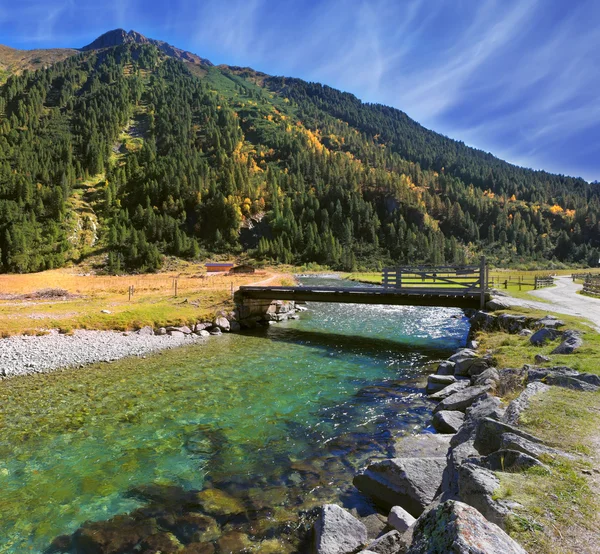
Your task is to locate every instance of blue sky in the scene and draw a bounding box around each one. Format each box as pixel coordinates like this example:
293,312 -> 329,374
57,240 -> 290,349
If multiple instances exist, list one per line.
1,0 -> 599,181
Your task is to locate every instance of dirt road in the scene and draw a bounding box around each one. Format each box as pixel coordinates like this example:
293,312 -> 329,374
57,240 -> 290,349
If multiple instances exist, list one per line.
499,276 -> 600,330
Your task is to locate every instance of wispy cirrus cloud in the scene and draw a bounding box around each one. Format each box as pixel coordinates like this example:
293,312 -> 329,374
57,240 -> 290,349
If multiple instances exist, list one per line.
0,0 -> 598,180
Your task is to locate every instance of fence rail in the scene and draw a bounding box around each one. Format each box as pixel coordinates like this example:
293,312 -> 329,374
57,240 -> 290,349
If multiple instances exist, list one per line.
583,275 -> 600,297
534,276 -> 554,289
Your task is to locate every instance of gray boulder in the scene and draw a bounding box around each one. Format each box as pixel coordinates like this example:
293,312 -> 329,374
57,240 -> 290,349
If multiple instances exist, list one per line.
503,381 -> 550,425
313,504 -> 367,554
474,417 -> 544,455
449,395 -> 505,449
353,457 -> 446,517
388,506 -> 416,533
432,410 -> 464,434
364,531 -> 406,554
214,317 -> 230,332
157,327 -> 167,336
168,330 -> 185,338
551,330 -> 583,354
407,501 -> 527,554
485,297 -> 512,310
426,374 -> 457,394
518,328 -> 533,336
545,374 -> 599,391
500,432 -> 573,460
534,354 -> 551,364
209,327 -> 222,336
482,449 -> 549,472
530,327 -> 560,346
195,330 -> 210,338
527,365 -> 578,382
432,385 -> 491,414
457,463 -> 510,528
393,433 -> 451,459
136,326 -> 154,336
442,439 -> 481,496
449,349 -> 490,377
535,316 -> 564,329
471,367 -> 500,387
427,380 -> 469,400
195,322 -> 212,332
166,325 -> 193,335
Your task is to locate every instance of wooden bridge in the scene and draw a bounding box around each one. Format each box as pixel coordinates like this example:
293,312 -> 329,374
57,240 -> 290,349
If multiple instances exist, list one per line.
238,259 -> 490,310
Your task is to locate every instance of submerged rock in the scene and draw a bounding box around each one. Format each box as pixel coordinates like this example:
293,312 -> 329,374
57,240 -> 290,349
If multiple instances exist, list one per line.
196,488 -> 246,517
313,504 -> 367,554
407,501 -> 527,554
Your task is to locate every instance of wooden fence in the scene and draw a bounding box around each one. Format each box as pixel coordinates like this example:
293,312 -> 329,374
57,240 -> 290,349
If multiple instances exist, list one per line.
534,276 -> 554,289
583,276 -> 600,297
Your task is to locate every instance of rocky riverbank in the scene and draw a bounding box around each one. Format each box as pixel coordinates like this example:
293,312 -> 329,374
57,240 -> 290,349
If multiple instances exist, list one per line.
0,300 -> 303,379
309,309 -> 598,553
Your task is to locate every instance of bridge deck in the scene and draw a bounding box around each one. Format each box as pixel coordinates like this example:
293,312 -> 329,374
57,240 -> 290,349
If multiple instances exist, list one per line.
238,285 -> 489,309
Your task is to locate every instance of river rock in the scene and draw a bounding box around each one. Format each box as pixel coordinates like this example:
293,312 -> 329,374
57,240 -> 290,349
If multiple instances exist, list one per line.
364,530 -> 406,554
196,488 -> 246,516
157,327 -> 167,335
449,395 -> 505,449
388,506 -> 416,533
140,532 -> 183,553
473,417 -> 544,455
136,326 -> 154,336
448,349 -> 489,377
503,382 -> 550,425
500,432 -> 572,460
181,543 -> 215,554
217,531 -> 253,553
432,385 -> 491,414
551,330 -> 583,354
158,512 -> 220,543
427,380 -> 470,400
457,463 -> 510,527
209,327 -> 222,336
167,325 -> 193,335
195,329 -> 211,338
214,317 -> 230,332
72,515 -> 158,553
393,433 -> 451,458
313,504 -> 367,554
471,367 -> 500,387
432,410 -> 465,434
436,360 -> 455,375
482,449 -> 549,472
530,327 -> 560,346
485,297 -> 512,311
353,457 -> 446,517
195,322 -> 212,331
426,374 -> 457,394
407,501 -> 527,554
518,328 -> 533,336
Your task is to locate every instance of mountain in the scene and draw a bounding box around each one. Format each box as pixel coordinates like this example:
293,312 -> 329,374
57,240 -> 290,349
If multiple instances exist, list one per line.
0,31 -> 598,274
82,29 -> 213,67
0,44 -> 78,84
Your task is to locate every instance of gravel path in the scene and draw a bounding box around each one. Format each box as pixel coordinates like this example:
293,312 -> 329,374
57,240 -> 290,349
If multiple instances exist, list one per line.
497,276 -> 600,331
0,329 -> 204,378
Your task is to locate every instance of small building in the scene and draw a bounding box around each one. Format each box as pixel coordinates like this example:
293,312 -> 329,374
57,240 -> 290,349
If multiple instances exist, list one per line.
229,264 -> 256,275
206,262 -> 234,273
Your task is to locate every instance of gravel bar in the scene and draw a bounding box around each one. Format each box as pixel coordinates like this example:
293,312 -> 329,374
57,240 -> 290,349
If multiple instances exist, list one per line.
0,329 -> 204,378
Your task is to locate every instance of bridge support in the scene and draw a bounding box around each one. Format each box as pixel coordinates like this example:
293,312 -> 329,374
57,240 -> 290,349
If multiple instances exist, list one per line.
234,291 -> 298,328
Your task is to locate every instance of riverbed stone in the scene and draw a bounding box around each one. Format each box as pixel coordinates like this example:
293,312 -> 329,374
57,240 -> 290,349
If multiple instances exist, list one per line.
72,515 -> 158,553
140,532 -> 184,553
551,330 -> 583,354
353,457 -> 446,516
432,410 -> 464,434
313,504 -> 368,554
158,512 -> 220,544
427,380 -> 470,400
196,488 -> 246,517
407,501 -> 527,554
530,327 -> 560,346
181,543 -> 215,554
216,531 -> 253,553
388,505 -> 416,533
432,385 -> 491,414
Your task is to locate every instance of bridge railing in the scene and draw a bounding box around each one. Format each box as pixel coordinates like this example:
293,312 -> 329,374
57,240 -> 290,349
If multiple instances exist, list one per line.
382,257 -> 489,308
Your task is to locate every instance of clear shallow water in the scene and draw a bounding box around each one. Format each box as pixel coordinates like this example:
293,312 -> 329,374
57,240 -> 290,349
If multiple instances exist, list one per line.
0,278 -> 469,552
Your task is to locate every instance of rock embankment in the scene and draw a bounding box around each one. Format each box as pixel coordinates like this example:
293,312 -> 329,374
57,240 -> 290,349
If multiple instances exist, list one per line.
311,311 -> 595,553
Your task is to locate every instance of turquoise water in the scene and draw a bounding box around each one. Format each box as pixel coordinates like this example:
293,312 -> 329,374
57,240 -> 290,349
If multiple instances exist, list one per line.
0,278 -> 469,552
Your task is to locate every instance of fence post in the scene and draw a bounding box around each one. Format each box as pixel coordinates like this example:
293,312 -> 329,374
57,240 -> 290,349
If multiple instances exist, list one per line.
519,276 -> 522,291
398,270 -> 402,289
534,276 -> 538,290
174,278 -> 178,298
479,256 -> 486,310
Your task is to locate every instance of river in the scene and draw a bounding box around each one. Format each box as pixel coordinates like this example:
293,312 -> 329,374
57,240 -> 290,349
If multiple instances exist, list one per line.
0,278 -> 470,552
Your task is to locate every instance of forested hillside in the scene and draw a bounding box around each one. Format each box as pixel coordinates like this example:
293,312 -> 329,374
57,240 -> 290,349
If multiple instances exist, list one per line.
0,34 -> 598,274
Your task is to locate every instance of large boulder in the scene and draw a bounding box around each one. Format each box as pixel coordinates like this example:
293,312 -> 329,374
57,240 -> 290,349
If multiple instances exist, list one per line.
388,505 -> 416,533
530,327 -> 560,346
313,504 -> 367,554
449,395 -> 505,450
500,432 -> 573,460
474,417 -> 544,456
471,367 -> 500,387
427,380 -> 470,400
432,385 -> 491,414
166,325 -> 193,335
407,501 -> 527,554
214,316 -> 231,332
432,410 -> 465,434
436,361 -> 455,376
448,349 -> 489,377
544,374 -> 600,392
527,366 -> 600,391
393,433 -> 451,458
503,381 -> 550,425
535,316 -> 564,329
457,463 -> 511,528
353,457 -> 446,517
482,449 -> 549,472
551,330 -> 583,354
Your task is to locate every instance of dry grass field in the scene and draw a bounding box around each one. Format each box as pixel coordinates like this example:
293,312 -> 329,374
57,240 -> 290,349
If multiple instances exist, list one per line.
0,266 -> 291,337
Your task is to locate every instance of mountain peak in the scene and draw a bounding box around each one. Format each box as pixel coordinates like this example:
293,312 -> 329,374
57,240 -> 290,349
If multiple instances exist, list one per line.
81,29 -> 212,66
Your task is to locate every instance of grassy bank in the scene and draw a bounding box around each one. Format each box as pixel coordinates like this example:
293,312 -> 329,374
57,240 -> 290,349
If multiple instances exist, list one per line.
472,307 -> 600,553
0,266 -> 291,336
